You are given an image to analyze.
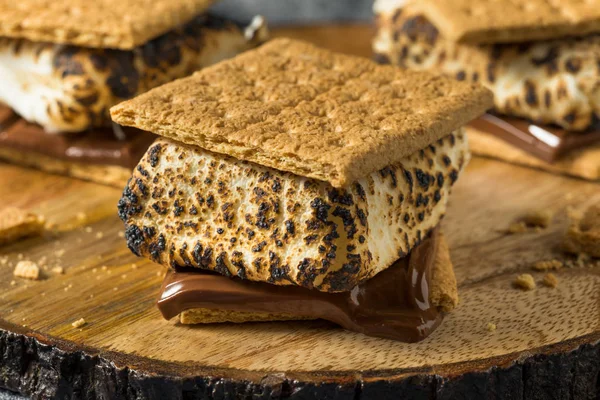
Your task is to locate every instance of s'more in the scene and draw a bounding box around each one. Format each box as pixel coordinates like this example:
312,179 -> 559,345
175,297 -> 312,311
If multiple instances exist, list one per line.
374,0 -> 600,180
113,38 -> 492,342
0,0 -> 267,186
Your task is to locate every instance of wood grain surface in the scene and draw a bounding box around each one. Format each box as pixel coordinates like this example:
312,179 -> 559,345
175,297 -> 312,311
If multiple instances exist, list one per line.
0,25 -> 599,399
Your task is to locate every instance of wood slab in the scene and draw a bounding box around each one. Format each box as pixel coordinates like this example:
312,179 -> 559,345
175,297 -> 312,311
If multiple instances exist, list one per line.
0,25 -> 599,399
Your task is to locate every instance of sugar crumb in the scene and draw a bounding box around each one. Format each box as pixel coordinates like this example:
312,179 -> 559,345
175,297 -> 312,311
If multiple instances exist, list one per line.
96,232 -> 104,239
542,273 -> 559,288
514,274 -> 536,290
54,249 -> 66,257
487,322 -> 497,332
84,226 -> 93,233
51,266 -> 64,274
117,231 -> 125,238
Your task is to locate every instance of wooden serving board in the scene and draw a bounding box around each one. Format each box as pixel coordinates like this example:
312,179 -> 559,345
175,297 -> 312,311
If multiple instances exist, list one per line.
1,26 -> 599,400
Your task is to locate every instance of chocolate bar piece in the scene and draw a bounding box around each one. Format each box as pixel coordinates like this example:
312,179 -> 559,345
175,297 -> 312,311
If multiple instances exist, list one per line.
469,114 -> 600,163
0,105 -> 155,170
158,230 -> 443,342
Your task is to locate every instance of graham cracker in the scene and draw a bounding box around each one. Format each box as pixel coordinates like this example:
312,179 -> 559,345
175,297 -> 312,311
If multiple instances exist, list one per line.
180,309 -> 311,325
0,148 -> 131,188
0,207 -> 45,246
111,38 -> 492,188
563,204 -> 600,257
430,233 -> 458,312
179,229 -> 458,325
466,126 -> 600,181
418,0 -> 600,44
0,0 -> 215,49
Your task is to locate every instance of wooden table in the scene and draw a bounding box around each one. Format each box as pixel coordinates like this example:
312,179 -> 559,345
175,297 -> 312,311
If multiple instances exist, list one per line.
0,25 -> 598,399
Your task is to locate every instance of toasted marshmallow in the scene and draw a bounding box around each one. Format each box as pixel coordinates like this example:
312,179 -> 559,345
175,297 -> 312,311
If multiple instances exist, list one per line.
374,1 -> 600,131
118,130 -> 469,292
0,14 -> 267,133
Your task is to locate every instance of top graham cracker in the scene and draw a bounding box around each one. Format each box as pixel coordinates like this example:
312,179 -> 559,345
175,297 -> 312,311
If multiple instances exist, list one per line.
0,0 -> 215,49
111,38 -> 492,187
418,0 -> 600,44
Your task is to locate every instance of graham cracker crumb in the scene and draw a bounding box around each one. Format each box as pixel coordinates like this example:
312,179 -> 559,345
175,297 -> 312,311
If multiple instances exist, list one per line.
0,207 -> 45,245
514,274 -> 536,290
10,280 -> 16,286
51,266 -> 64,274
533,259 -> 563,271
487,322 -> 497,332
96,232 -> 104,239
542,273 -> 559,288
507,210 -> 554,234
71,318 -> 86,328
13,261 -> 40,280
110,38 -> 492,188
563,204 -> 600,258
507,221 -> 528,234
76,212 -> 87,222
84,226 -> 93,233
54,249 -> 66,257
521,210 -> 554,228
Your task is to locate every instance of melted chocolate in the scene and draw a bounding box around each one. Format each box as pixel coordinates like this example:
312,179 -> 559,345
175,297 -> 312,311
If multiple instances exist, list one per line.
469,114 -> 600,163
0,106 -> 155,169
157,230 -> 442,342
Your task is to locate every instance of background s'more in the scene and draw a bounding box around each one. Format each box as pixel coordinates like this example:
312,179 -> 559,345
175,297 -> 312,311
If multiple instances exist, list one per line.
374,0 -> 600,181
0,0 -> 267,186
113,38 -> 492,342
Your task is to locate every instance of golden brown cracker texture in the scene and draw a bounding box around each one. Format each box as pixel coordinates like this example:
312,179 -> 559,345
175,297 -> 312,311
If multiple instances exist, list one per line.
0,0 -> 215,49
418,0 -> 600,44
111,38 -> 492,188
